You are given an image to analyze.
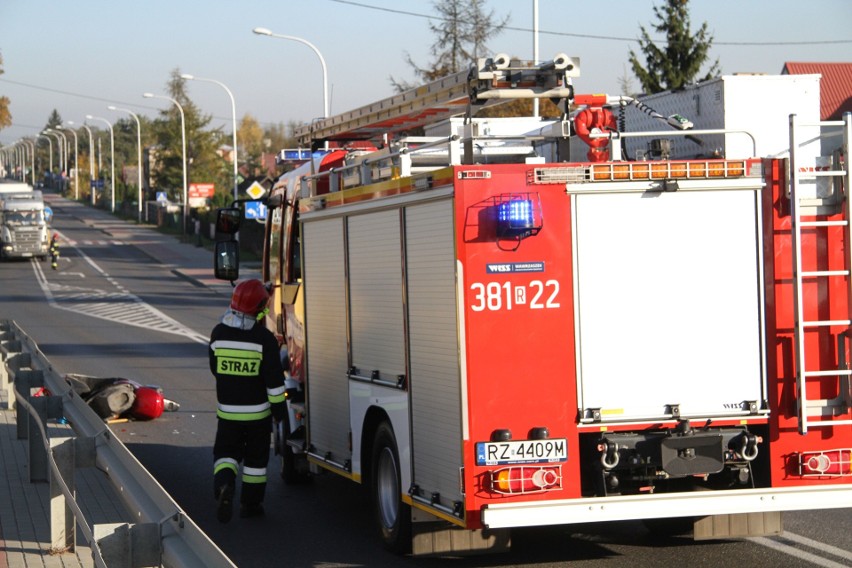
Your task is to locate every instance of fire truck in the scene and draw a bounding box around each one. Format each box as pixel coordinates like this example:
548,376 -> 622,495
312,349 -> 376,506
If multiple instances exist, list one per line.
214,53 -> 852,554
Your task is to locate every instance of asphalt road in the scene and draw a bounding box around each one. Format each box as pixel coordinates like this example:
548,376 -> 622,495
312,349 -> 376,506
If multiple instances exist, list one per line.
2,192 -> 850,567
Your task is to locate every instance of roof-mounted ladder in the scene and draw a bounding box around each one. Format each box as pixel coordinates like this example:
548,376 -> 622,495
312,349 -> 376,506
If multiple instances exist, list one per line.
789,112 -> 852,434
295,53 -> 580,148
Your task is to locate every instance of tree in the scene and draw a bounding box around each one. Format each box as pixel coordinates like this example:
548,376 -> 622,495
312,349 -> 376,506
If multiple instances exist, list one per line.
237,113 -> 265,176
38,110 -> 64,177
150,69 -> 230,203
44,109 -> 63,130
628,0 -> 720,94
264,120 -> 300,153
391,0 -> 508,90
0,52 -> 10,131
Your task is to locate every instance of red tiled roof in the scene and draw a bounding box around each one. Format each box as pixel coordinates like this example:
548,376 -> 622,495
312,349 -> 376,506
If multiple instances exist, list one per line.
783,62 -> 852,120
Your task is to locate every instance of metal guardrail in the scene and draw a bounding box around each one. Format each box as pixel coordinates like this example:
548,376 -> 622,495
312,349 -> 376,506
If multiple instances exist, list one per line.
0,319 -> 236,568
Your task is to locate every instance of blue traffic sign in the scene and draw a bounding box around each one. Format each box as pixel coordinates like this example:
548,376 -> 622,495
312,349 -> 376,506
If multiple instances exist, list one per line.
244,202 -> 267,221
43,206 -> 53,223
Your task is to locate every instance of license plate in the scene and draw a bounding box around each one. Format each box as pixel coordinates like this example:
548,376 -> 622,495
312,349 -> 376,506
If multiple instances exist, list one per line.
476,439 -> 567,466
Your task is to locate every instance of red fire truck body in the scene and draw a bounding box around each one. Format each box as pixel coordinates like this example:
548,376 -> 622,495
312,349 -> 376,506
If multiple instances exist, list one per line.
216,55 -> 852,554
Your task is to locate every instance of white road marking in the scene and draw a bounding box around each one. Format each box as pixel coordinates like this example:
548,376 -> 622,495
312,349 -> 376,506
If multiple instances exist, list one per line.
751,531 -> 852,568
31,244 -> 209,345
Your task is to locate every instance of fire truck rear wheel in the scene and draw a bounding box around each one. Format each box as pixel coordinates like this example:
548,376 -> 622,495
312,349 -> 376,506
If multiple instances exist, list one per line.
371,422 -> 411,553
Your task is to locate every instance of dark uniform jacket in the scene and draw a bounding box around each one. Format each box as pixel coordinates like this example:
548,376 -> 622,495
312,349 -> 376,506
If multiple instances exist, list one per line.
208,322 -> 285,421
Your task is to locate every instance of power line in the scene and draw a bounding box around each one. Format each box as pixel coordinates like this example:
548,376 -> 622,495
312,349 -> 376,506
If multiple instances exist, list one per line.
0,78 -> 158,112
328,0 -> 852,46
0,77 -> 292,132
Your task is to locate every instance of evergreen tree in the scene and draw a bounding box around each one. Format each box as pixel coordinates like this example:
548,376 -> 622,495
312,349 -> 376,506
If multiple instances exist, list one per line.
629,0 -> 720,94
44,109 -> 63,130
39,110 -> 64,176
150,69 -> 230,203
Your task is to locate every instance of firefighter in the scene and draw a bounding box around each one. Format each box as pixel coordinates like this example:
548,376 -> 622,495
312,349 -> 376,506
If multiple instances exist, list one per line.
49,233 -> 59,270
208,279 -> 285,523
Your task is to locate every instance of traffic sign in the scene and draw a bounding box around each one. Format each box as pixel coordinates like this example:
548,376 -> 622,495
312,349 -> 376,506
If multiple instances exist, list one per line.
244,201 -> 267,221
246,181 -> 266,200
156,192 -> 167,202
43,206 -> 53,223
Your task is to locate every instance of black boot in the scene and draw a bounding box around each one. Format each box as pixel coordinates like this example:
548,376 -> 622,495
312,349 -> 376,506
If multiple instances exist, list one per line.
216,485 -> 234,523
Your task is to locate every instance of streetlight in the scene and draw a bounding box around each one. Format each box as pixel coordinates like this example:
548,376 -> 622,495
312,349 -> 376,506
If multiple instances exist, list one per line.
144,93 -> 188,234
57,125 -> 79,200
108,106 -> 144,223
252,27 -> 329,120
181,74 -> 239,201
38,134 -> 54,178
44,129 -> 67,176
47,128 -> 69,190
86,115 -> 116,213
70,121 -> 96,205
19,140 -> 35,186
532,0 -> 540,118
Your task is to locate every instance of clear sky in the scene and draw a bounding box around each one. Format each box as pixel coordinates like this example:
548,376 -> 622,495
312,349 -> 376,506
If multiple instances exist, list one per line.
1,0 -> 851,145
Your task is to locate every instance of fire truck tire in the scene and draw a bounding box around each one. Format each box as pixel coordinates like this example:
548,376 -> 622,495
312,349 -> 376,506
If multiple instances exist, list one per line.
371,422 -> 411,553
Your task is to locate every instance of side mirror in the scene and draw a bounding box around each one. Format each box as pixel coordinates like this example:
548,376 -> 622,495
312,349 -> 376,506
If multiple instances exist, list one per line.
216,208 -> 241,235
214,240 -> 240,281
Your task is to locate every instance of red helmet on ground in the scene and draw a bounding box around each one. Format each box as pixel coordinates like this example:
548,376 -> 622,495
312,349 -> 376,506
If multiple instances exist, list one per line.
130,386 -> 164,420
230,279 -> 270,316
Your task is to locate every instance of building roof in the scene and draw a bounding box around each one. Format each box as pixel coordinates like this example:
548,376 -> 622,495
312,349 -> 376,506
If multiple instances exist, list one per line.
782,62 -> 852,120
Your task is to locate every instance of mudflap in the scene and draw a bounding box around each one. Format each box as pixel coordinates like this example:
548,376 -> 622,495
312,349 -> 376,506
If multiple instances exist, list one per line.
693,511 -> 782,540
410,509 -> 510,556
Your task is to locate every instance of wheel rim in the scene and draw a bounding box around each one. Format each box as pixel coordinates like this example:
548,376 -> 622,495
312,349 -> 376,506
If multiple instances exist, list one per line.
376,446 -> 399,529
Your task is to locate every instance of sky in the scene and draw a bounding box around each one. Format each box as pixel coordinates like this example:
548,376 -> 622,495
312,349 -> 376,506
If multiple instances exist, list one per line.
1,0 -> 851,146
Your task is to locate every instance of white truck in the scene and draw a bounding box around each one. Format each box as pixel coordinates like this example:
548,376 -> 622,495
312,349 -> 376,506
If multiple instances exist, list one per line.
0,184 -> 50,260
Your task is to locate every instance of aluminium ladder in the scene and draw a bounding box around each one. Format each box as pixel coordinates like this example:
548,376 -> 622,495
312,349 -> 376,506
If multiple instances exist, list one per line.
789,112 -> 852,434
294,53 -> 579,147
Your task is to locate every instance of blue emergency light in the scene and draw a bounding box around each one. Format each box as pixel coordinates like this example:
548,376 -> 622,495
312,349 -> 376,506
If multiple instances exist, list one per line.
497,197 -> 540,239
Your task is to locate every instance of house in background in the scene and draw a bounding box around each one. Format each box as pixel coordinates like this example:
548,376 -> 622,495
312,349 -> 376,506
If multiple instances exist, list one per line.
783,62 -> 852,157
783,62 -> 852,120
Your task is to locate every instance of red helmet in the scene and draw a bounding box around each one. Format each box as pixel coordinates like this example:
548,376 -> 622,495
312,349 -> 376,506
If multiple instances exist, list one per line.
230,279 -> 270,316
130,386 -> 164,420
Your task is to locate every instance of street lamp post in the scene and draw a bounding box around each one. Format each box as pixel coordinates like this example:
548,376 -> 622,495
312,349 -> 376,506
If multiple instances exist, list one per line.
252,27 -> 329,121
70,122 -> 96,205
38,134 -> 53,180
48,129 -> 69,192
20,140 -> 35,186
86,115 -> 116,213
43,131 -> 63,176
144,93 -> 188,234
14,144 -> 22,180
57,125 -> 79,200
108,106 -> 144,223
181,74 -> 239,201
